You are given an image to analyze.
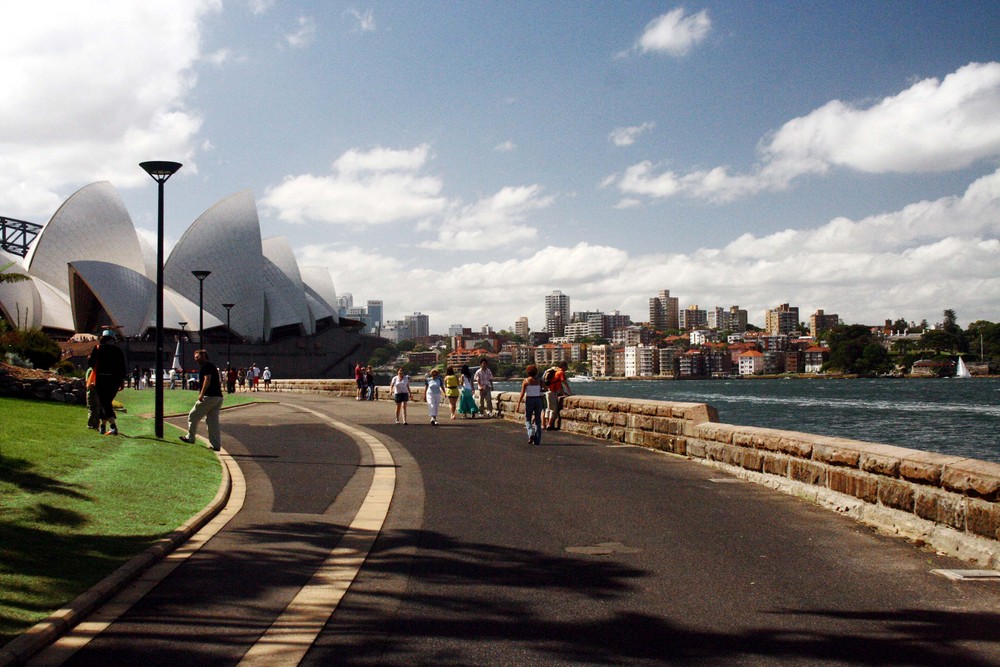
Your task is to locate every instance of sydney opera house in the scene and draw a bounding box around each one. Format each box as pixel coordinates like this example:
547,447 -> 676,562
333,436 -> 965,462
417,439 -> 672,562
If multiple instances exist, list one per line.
0,182 -> 381,377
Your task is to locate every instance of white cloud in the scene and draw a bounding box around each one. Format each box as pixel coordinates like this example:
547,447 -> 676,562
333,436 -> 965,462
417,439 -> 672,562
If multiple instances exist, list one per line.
494,140 -> 517,153
204,48 -> 242,67
248,0 -> 274,15
0,0 -> 216,218
286,16 -> 317,48
609,122 -> 655,147
632,8 -> 711,57
261,144 -> 448,225
320,168 -> 1000,331
347,8 -> 376,32
419,185 -> 552,251
607,62 -> 1000,204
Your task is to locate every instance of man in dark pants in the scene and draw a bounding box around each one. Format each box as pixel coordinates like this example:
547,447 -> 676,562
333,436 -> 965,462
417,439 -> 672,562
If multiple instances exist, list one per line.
87,329 -> 127,435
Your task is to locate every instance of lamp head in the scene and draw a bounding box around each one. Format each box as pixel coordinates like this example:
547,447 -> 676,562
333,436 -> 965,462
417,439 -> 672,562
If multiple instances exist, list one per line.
139,161 -> 182,182
192,270 -> 211,281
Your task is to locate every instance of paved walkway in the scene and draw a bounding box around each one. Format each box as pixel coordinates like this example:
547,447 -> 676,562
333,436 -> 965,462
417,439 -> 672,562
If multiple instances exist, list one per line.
16,394 -> 1000,666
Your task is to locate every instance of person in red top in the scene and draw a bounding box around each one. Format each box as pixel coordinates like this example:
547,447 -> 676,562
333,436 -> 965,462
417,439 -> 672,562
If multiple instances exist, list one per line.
544,361 -> 571,431
355,362 -> 365,400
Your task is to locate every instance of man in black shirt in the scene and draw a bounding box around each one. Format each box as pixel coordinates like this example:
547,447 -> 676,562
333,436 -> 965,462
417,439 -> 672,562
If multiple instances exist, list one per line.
88,329 -> 127,435
179,349 -> 224,451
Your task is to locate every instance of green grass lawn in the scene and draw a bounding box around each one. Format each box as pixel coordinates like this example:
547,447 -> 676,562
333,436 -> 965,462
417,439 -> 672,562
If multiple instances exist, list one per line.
0,388 -> 257,645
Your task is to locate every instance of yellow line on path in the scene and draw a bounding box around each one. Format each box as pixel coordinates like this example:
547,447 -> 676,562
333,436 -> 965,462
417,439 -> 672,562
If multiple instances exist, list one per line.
238,404 -> 396,666
27,448 -> 247,666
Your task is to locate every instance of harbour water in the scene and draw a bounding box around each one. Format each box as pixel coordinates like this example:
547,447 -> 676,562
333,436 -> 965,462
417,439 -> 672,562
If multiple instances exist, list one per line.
495,378 -> 1000,464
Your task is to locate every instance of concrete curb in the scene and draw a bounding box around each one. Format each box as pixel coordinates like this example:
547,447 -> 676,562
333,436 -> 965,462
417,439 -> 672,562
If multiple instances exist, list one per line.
0,447 -> 233,667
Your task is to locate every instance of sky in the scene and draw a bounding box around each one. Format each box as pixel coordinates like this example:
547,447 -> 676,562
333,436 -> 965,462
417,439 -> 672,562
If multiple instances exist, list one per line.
2,1 -> 999,334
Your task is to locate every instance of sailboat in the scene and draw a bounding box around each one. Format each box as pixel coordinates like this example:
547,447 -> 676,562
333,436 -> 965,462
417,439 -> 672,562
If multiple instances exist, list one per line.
954,356 -> 972,379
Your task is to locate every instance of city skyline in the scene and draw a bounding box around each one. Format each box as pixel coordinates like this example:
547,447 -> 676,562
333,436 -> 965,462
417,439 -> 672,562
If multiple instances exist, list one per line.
2,2 -> 999,334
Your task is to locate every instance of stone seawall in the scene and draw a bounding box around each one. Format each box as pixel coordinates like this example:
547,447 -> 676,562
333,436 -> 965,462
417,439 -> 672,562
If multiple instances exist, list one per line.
272,379 -> 1000,569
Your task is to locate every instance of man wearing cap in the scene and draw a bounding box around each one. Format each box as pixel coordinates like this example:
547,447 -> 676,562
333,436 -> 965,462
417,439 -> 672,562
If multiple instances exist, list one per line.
179,349 -> 224,451
87,329 -> 127,435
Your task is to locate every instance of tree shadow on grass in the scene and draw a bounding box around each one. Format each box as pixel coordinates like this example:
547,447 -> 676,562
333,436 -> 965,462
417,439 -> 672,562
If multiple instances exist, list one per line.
0,522 -> 167,645
0,456 -> 91,499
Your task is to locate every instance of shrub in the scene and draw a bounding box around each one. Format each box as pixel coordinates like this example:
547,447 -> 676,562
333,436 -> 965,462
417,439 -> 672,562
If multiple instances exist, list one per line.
4,351 -> 33,368
52,360 -> 79,376
5,328 -> 61,370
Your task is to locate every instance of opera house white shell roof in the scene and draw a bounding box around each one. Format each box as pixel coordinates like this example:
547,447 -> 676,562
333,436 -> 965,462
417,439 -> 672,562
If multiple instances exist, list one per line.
1,182 -> 340,342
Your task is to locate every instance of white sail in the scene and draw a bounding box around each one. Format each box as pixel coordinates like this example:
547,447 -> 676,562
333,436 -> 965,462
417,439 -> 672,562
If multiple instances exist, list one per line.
955,356 -> 972,378
172,339 -> 183,372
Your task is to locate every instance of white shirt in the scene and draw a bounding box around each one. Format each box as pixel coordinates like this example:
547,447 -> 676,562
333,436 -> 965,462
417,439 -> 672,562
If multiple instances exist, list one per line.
390,374 -> 411,394
474,367 -> 494,390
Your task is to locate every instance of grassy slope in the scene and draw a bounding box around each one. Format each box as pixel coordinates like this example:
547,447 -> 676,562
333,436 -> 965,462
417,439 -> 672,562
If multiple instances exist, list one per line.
0,388 -> 255,644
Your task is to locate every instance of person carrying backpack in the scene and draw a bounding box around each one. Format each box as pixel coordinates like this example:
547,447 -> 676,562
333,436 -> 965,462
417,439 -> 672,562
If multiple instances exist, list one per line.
543,361 -> 571,431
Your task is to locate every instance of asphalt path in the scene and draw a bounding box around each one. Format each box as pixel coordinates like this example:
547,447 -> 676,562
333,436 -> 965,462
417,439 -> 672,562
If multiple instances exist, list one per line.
28,394 -> 1000,666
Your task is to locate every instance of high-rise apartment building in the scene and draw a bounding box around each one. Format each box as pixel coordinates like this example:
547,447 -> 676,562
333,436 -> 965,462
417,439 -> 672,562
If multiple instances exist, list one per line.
514,316 -> 529,339
366,300 -> 383,329
707,305 -> 748,332
337,293 -> 353,318
809,310 -> 840,335
404,312 -> 430,339
765,303 -> 800,336
545,290 -> 570,337
604,311 -> 631,337
680,304 -> 707,330
728,306 -> 748,332
649,289 -> 679,331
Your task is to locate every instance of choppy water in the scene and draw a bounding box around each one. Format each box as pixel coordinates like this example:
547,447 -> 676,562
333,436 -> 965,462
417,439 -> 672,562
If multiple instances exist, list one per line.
495,378 -> 1000,463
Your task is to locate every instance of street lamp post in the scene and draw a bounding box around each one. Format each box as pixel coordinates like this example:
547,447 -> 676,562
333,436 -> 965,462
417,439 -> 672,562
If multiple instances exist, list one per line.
222,303 -> 235,369
192,270 -> 211,348
178,322 -> 187,389
140,160 -> 181,439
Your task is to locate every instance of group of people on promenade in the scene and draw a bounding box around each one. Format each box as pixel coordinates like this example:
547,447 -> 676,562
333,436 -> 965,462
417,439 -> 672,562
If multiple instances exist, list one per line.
383,358 -> 571,442
355,362 -> 377,401
389,360 -> 497,425
232,363 -> 271,392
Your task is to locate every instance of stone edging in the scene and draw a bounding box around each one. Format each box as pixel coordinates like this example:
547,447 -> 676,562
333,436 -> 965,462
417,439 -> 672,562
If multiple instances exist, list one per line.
0,449 -> 233,667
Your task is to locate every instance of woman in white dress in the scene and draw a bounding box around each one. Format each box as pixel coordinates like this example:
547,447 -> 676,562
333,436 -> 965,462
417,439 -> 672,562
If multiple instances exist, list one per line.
425,368 -> 444,425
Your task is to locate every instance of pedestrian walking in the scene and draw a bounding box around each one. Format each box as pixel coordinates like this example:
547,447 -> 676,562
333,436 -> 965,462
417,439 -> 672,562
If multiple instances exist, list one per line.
365,365 -> 376,400
444,366 -> 460,419
389,367 -> 411,424
262,366 -> 272,391
515,364 -> 544,445
226,365 -> 237,394
87,330 -> 127,435
179,349 -> 224,451
425,368 -> 443,425
458,364 -> 479,418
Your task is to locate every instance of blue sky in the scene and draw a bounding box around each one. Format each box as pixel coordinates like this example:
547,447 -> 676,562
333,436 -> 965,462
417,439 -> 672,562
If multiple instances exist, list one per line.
2,1 -> 999,333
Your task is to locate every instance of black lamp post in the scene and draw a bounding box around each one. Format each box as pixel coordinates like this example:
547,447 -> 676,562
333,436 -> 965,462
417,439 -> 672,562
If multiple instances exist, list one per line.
178,322 -> 187,389
222,303 -> 235,369
140,160 -> 181,439
192,270 -> 211,347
